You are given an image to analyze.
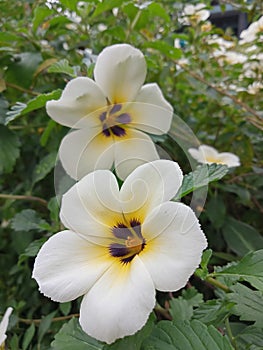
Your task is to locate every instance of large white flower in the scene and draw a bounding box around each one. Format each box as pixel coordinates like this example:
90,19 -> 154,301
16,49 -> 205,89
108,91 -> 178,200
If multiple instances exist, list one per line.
32,160 -> 207,344
188,145 -> 240,168
240,16 -> 263,44
46,44 -> 173,180
0,307 -> 13,346
179,3 -> 210,25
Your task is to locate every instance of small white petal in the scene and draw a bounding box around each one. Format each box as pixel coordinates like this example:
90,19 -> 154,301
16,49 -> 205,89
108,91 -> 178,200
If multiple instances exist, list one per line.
32,230 -> 112,302
120,159 -> 183,217
94,44 -> 147,103
59,127 -> 114,180
141,202 -> 207,291
114,129 -> 159,180
60,170 -> 122,236
46,77 -> 106,128
79,258 -> 155,344
218,152 -> 240,167
0,307 -> 13,346
130,83 -> 173,134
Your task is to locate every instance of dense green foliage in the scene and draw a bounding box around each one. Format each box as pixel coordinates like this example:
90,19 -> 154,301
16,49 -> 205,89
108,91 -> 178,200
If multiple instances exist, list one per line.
0,0 -> 262,349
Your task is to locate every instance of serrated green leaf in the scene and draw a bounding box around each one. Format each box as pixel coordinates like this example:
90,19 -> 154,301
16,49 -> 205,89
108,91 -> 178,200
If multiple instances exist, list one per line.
193,300 -> 234,326
227,283 -> 263,327
22,323 -> 35,350
48,59 -> 77,77
5,89 -> 61,124
222,217 -> 263,256
51,318 -> 104,350
11,209 -> 49,232
142,319 -> 234,350
174,164 -> 229,200
214,250 -> 263,291
144,41 -> 182,60
0,96 -> 9,124
32,152 -> 57,185
169,298 -> 193,322
0,125 -> 20,173
181,287 -> 203,307
235,326 -> 263,350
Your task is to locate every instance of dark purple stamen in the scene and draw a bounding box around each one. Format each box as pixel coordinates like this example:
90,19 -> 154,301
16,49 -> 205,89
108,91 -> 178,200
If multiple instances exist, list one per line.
109,104 -> 122,115
111,125 -> 126,137
99,111 -> 107,122
116,113 -> 131,124
109,243 -> 129,258
112,223 -> 130,240
130,219 -> 143,239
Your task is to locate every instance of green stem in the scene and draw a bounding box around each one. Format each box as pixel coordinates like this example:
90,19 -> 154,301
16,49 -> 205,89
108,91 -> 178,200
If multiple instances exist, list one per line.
225,317 -> 237,349
205,276 -> 231,293
19,313 -> 80,325
6,82 -> 39,96
0,194 -> 48,207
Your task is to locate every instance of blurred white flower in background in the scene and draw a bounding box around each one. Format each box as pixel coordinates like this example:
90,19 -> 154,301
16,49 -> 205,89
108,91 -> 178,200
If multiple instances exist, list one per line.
188,145 -> 240,168
179,3 -> 210,25
240,16 -> 263,44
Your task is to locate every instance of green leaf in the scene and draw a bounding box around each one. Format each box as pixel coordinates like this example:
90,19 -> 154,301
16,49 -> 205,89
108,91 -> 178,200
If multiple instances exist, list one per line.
48,59 -> 77,77
181,287 -> 203,307
91,0 -> 123,18
235,326 -> 263,350
222,217 -> 263,256
5,89 -> 62,124
51,318 -> 105,350
175,164 -> 229,200
22,323 -> 36,350
227,283 -> 263,327
32,6 -> 53,33
214,249 -> 263,291
0,125 -> 20,173
0,96 -> 9,124
205,196 -> 226,229
169,298 -> 193,322
59,302 -> 71,316
11,209 -> 49,232
18,237 -> 47,264
193,300 -> 234,326
32,151 -> 57,185
142,319 -> 234,350
144,41 -> 182,60
38,311 -> 57,343
195,249 -> 213,279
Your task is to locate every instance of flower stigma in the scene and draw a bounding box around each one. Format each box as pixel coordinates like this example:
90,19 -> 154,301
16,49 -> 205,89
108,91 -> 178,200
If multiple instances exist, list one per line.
99,103 -> 132,138
109,218 -> 146,264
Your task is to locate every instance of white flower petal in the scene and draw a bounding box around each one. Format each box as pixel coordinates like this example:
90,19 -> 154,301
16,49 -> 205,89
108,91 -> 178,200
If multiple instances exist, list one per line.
59,127 -> 114,180
114,129 -> 159,180
79,257 -> 155,344
46,77 -> 106,128
0,307 -> 13,346
141,202 -> 207,291
120,159 -> 183,217
218,152 -> 240,167
130,83 -> 173,134
60,170 -> 122,237
94,44 -> 147,103
32,230 -> 112,302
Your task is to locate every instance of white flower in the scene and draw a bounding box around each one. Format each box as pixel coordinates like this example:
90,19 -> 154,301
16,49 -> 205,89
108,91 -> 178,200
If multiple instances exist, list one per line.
0,307 -> 13,346
32,160 -> 207,344
206,35 -> 234,51
247,81 -> 263,94
188,145 -> 240,168
215,51 -> 247,65
180,3 -> 210,25
240,16 -> 263,44
46,44 -> 173,180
